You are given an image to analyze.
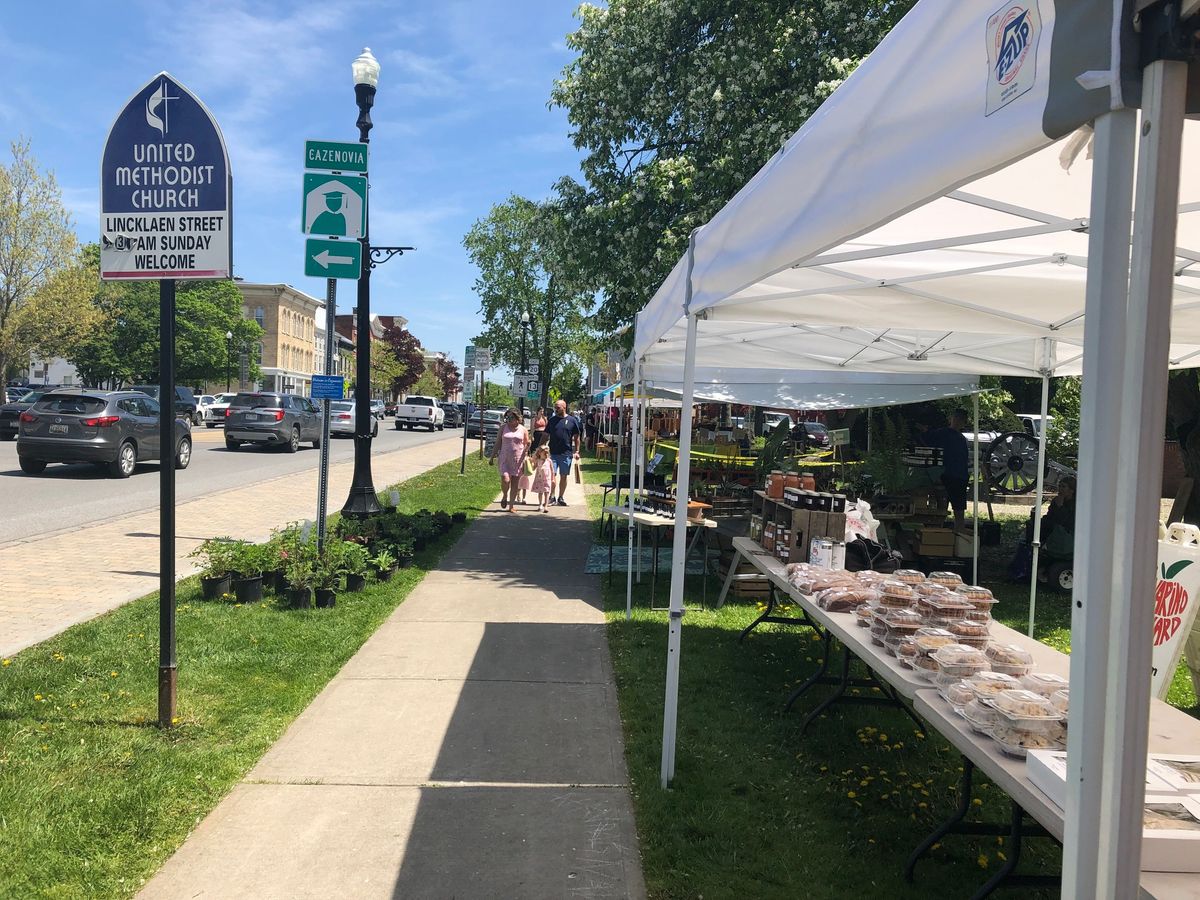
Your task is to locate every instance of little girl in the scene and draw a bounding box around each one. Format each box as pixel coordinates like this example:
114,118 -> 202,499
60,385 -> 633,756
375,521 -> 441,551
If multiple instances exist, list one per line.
530,445 -> 554,512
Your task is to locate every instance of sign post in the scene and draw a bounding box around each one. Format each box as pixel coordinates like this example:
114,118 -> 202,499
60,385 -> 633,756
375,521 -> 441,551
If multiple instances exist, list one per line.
101,72 -> 231,728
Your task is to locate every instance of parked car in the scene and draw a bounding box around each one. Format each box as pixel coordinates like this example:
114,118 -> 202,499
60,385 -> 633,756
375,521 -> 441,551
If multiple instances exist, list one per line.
328,400 -> 378,437
395,395 -> 445,431
204,392 -> 239,428
132,384 -> 201,425
0,389 -> 51,440
371,399 -> 385,419
3,386 -> 30,404
465,408 -> 505,438
384,399 -> 398,417
442,403 -> 464,428
792,420 -> 832,450
224,391 -> 322,452
16,390 -> 192,478
762,412 -> 792,436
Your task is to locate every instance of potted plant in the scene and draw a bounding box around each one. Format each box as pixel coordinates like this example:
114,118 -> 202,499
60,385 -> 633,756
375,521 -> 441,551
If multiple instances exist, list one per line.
451,511 -> 467,524
190,537 -> 238,600
393,538 -> 414,569
342,541 -> 370,592
371,547 -> 397,582
228,541 -> 269,603
313,543 -> 345,609
432,511 -> 452,535
282,541 -> 317,609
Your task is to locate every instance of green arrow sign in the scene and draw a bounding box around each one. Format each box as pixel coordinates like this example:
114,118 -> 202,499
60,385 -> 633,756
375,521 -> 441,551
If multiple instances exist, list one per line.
303,173 -> 367,239
305,139 -> 368,173
305,238 -> 361,279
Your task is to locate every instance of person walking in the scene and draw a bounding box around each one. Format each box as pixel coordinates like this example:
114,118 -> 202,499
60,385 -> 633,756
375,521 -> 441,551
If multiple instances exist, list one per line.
530,445 -> 554,512
544,399 -> 581,506
516,407 -> 549,505
489,408 -> 529,512
918,408 -> 970,533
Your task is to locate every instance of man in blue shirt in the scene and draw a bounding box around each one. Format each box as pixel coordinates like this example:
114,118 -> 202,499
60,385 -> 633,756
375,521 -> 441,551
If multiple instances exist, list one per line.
920,408 -> 970,532
544,399 -> 581,506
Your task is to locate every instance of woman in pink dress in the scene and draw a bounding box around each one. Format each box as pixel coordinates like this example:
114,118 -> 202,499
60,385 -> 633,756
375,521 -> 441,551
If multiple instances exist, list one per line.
488,408 -> 529,511
530,445 -> 554,512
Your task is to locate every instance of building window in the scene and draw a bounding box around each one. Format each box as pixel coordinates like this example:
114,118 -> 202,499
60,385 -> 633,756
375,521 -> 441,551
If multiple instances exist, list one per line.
254,306 -> 264,328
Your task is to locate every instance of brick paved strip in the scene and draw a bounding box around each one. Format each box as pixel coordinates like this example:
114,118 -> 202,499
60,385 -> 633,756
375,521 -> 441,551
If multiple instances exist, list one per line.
0,437 -> 462,658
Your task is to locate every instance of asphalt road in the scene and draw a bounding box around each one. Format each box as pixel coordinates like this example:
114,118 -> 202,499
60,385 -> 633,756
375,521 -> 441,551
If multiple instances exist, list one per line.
0,418 -> 472,545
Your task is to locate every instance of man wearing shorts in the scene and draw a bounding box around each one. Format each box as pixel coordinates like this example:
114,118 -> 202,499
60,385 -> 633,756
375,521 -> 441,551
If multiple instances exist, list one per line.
544,399 -> 581,506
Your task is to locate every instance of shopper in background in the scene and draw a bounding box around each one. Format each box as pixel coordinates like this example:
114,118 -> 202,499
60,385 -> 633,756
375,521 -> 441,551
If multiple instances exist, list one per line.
489,408 -> 530,512
544,398 -> 582,506
531,407 -> 549,450
918,408 -> 970,532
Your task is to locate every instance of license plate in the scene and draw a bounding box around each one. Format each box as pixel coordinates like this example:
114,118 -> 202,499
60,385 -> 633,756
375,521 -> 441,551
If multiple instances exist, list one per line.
49,424 -> 67,434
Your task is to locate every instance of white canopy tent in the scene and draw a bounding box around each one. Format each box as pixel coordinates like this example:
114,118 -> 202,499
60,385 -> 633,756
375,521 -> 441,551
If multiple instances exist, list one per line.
633,0 -> 1199,895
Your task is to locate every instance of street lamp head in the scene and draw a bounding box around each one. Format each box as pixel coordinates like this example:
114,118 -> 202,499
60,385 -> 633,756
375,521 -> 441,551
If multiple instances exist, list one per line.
226,330 -> 233,340
353,48 -> 380,143
520,311 -> 530,325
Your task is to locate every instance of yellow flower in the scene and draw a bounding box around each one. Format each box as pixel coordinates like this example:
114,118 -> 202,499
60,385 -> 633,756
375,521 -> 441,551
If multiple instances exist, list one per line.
847,791 -> 857,799
977,854 -> 989,869
1,659 -> 10,667
997,851 -> 1007,862
972,798 -> 983,807
171,716 -> 180,724
918,802 -> 927,809
33,693 -> 42,701
878,734 -> 888,742
110,671 -> 119,678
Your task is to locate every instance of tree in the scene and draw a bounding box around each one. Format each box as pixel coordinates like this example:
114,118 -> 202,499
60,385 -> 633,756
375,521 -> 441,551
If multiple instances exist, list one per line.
549,359 -> 586,405
549,1 -> 913,339
378,325 -> 424,399
480,380 -> 514,409
0,139 -> 80,381
462,195 -> 593,409
8,253 -> 101,372
410,369 -> 443,398
432,357 -> 462,399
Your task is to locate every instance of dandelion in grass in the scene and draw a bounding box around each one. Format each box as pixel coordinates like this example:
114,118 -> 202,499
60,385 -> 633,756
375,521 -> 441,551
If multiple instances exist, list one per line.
973,798 -> 983,806
977,854 -> 989,869
997,851 -> 1007,862
847,791 -> 857,799
110,671 -> 119,678
33,693 -> 42,701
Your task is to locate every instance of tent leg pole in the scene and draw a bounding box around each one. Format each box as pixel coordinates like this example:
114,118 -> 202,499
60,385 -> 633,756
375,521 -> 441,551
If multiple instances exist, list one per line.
972,392 -> 980,586
637,373 -> 648,583
1028,368 -> 1049,637
626,359 -> 640,620
661,268 -> 699,789
1063,107 -> 1138,900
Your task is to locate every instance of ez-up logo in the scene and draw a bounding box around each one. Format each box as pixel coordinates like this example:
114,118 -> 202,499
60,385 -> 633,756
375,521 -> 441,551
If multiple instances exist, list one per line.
995,7 -> 1032,85
1154,559 -> 1193,647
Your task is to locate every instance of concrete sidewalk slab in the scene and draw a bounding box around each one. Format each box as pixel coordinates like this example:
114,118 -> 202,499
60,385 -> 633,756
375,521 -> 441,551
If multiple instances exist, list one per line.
138,473 -> 645,899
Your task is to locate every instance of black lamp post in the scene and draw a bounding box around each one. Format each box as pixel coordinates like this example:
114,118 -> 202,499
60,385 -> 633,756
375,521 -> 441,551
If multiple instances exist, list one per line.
519,310 -> 530,415
341,47 -> 414,518
225,330 -> 233,392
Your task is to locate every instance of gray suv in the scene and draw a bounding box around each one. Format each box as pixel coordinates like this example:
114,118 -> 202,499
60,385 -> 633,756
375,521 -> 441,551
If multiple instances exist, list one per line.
224,391 -> 322,452
17,390 -> 192,478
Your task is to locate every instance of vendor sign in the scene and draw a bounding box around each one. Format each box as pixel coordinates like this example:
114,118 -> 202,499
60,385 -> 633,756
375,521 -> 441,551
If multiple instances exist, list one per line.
1152,524 -> 1200,699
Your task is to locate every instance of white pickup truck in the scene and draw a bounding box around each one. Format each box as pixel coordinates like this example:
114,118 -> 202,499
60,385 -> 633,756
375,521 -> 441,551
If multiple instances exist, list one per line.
394,395 -> 445,431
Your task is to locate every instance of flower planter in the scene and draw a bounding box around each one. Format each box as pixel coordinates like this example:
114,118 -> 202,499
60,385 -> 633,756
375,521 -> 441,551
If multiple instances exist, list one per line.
315,588 -> 337,609
233,575 -> 263,603
266,569 -> 287,593
285,587 -> 313,609
375,565 -> 397,582
397,555 -> 414,569
451,512 -> 467,524
346,573 -> 367,592
200,573 -> 231,601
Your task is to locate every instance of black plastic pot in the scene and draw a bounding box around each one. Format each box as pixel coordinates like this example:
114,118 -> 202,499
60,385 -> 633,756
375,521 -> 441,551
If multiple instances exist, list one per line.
266,568 -> 287,592
346,573 -> 367,592
285,587 -> 313,609
397,554 -> 414,569
375,565 -> 397,582
451,512 -> 467,524
315,588 -> 337,609
200,573 -> 231,600
233,575 -> 263,603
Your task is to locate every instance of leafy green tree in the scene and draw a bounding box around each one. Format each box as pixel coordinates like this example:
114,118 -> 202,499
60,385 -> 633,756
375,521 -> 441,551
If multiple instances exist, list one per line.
480,381 -> 514,409
378,324 -> 425,399
549,359 -> 586,405
432,357 -> 462,399
550,0 -> 913,339
462,195 -> 593,408
409,369 -> 443,398
1046,376 -> 1080,465
9,253 -> 101,374
0,139 -> 81,381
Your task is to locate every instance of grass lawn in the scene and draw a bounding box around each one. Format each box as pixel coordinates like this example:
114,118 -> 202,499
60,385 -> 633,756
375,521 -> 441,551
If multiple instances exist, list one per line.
0,454 -> 497,899
580,457 -> 1198,899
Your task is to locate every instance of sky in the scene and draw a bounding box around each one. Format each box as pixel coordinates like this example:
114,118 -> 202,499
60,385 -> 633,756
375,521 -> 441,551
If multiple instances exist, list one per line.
0,0 -> 587,372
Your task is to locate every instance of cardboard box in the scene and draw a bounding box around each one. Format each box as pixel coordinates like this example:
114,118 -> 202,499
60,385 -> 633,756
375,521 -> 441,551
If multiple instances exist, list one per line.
1028,750 -> 1174,812
1147,755 -> 1200,794
1141,794 -> 1200,872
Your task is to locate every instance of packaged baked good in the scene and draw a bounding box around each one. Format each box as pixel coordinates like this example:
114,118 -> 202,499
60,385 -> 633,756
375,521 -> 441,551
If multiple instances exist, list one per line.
893,569 -> 926,585
879,580 -> 917,606
913,627 -> 957,655
984,642 -> 1035,677
965,608 -> 992,624
912,653 -> 939,679
1019,672 -> 1069,698
896,638 -> 919,668
883,608 -> 923,630
990,689 -> 1063,732
870,615 -> 888,647
929,571 -> 964,587
956,584 -> 994,601
932,644 -> 989,678
962,697 -> 999,734
915,581 -> 952,598
991,722 -> 1066,757
1050,688 -> 1069,715
854,603 -> 877,629
949,619 -> 990,649
816,586 -> 877,612
854,569 -> 889,586
939,679 -> 975,712
922,594 -> 975,621
965,671 -> 1021,700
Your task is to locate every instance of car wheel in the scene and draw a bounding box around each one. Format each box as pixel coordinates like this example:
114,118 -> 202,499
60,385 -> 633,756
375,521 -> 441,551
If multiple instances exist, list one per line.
192,411 -> 202,426
285,426 -> 300,453
19,456 -> 46,474
372,422 -> 378,437
109,441 -> 137,478
226,439 -> 240,450
437,423 -> 444,431
395,421 -> 402,430
174,436 -> 192,470
1048,561 -> 1073,593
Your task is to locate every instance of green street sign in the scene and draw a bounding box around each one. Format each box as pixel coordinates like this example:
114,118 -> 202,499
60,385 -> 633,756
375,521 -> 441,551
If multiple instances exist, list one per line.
303,173 -> 367,239
305,238 -> 361,279
526,390 -> 539,402
305,140 -> 368,173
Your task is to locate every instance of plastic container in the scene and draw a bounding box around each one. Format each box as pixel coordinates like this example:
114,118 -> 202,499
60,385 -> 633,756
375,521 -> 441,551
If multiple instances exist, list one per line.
939,680 -> 976,712
912,653 -> 939,680
928,570 -> 964,587
962,698 -> 999,735
1050,689 -> 1069,715
896,638 -> 919,668
949,619 -> 991,649
964,671 -> 1021,700
913,627 -> 957,655
922,594 -> 975,621
991,722 -> 1066,758
965,608 -> 992,624
854,603 -> 876,629
990,689 -> 1064,732
1019,672 -> 1069,698
956,584 -> 994,601
932,644 -> 989,678
893,569 -> 926,585
984,642 -> 1036,677
879,581 -> 917,608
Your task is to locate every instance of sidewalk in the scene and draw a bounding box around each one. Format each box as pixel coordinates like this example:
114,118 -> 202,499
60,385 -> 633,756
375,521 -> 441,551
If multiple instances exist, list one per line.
138,476 -> 645,899
0,436 -> 462,658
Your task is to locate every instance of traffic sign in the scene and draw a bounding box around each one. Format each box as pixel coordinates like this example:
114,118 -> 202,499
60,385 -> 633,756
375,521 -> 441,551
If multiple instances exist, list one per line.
526,362 -> 539,376
463,382 -> 476,401
311,374 -> 346,399
100,72 -> 231,280
464,345 -> 476,368
305,238 -> 361,279
526,390 -> 539,403
304,139 -> 368,173
302,173 -> 366,239
475,348 -> 492,370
